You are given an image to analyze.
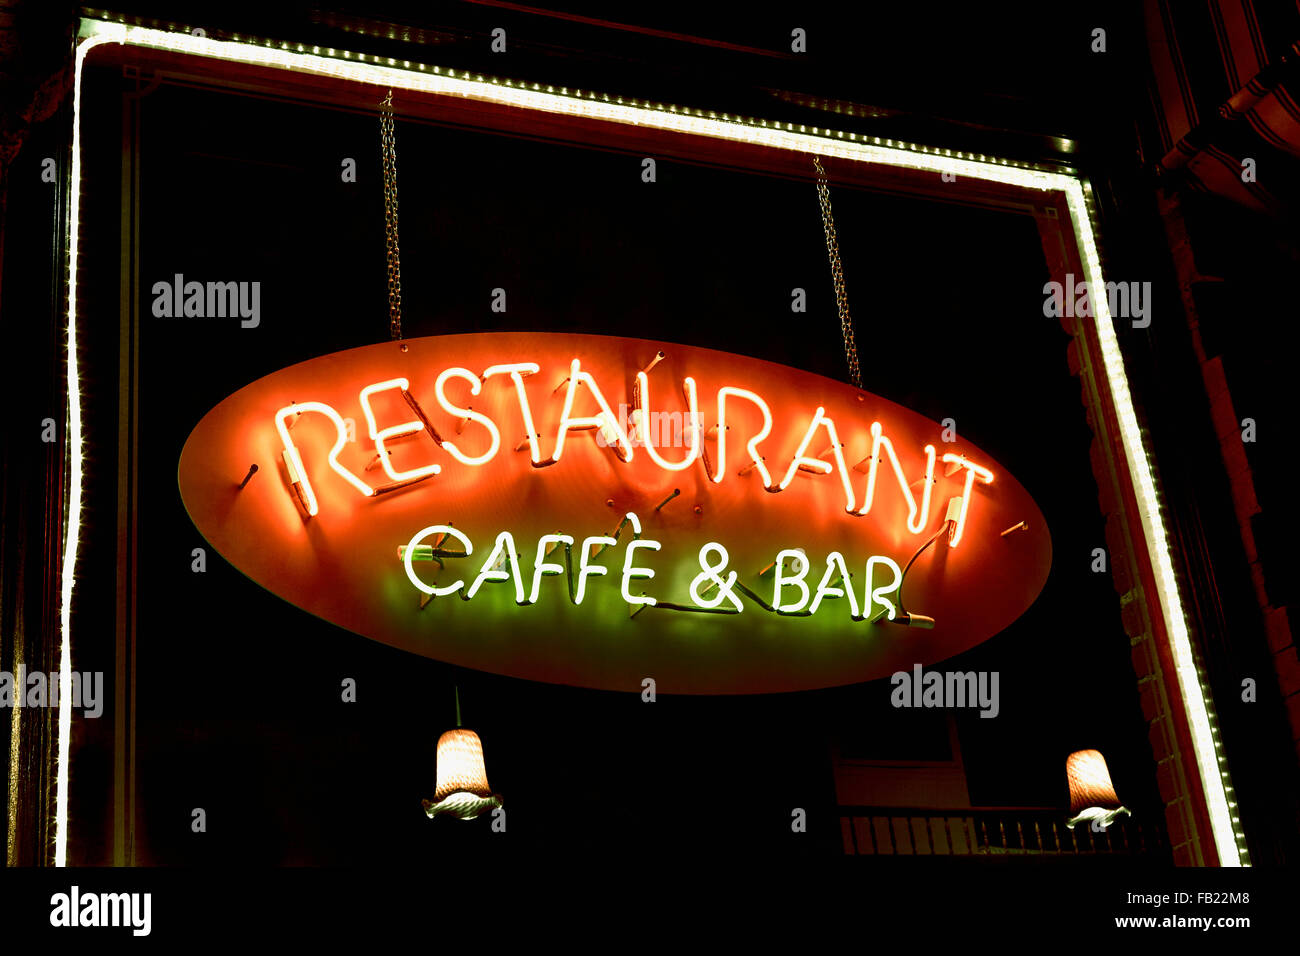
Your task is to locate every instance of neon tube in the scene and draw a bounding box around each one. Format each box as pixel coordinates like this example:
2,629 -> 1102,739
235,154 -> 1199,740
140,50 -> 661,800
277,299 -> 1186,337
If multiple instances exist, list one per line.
275,402 -> 375,515
434,368 -> 502,466
772,548 -> 812,612
689,542 -> 742,612
939,454 -> 994,548
553,359 -> 634,463
358,379 -> 442,482
621,537 -> 661,607
809,552 -> 859,617
403,525 -> 474,596
777,407 -> 856,512
482,363 -> 543,464
864,555 -> 903,621
634,372 -> 701,471
855,423 -> 937,534
466,531 -> 526,602
528,533 -> 574,604
574,535 -> 617,604
712,387 -> 774,487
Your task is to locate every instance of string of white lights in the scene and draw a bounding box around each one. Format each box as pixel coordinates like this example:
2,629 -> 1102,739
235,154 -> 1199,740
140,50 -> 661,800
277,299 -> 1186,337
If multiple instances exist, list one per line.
1063,183 -> 1243,865
54,27 -> 110,871
56,16 -> 1245,866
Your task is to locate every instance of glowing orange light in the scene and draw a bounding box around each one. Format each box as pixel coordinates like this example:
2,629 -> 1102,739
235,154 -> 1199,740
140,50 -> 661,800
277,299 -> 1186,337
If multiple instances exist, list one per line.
482,362 -> 544,464
358,380 -> 442,483
634,371 -> 701,471
553,358 -> 634,463
855,423 -> 938,533
778,406 -> 856,512
1065,749 -> 1130,831
275,401 -> 374,515
711,387 -> 774,487
940,454 -> 994,547
434,367 -> 501,466
425,728 -> 502,821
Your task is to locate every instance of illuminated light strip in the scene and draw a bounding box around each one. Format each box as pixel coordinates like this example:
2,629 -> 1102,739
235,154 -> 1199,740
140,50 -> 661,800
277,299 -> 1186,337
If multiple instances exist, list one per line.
64,17 -> 1244,866
777,407 -> 856,512
633,372 -> 701,471
1063,181 -> 1243,865
434,368 -> 501,466
712,387 -> 774,488
358,379 -> 443,482
77,21 -> 1072,193
56,28 -> 129,866
938,454 -> 994,548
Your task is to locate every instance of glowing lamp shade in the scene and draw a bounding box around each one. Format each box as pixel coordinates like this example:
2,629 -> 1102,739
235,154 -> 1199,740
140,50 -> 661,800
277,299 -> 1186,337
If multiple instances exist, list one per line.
423,728 -> 502,821
1065,749 -> 1131,830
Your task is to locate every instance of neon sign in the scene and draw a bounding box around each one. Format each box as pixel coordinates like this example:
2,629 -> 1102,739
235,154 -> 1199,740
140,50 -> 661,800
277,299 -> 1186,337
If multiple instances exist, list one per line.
179,332 -> 1051,693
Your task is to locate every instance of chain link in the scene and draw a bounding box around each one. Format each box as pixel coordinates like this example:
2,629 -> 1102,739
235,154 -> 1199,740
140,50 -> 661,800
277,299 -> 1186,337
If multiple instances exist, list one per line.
380,90 -> 403,342
812,155 -> 860,389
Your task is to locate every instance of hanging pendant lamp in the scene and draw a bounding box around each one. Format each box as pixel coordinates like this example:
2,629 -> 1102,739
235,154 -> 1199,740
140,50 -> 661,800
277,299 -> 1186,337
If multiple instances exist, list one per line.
1065,749 -> 1130,830
381,95 -> 502,824
423,687 -> 502,821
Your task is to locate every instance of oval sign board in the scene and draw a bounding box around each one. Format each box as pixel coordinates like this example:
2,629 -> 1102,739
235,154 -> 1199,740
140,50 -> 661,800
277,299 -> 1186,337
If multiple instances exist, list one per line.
179,332 -> 1050,693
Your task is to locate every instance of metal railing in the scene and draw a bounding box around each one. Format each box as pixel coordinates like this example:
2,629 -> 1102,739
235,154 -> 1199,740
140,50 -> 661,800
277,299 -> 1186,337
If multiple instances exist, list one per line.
840,806 -> 1166,857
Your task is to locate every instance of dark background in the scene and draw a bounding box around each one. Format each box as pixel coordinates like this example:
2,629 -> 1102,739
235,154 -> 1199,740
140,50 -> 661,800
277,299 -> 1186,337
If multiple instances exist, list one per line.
3,0 -> 1295,872
58,59 -> 1158,864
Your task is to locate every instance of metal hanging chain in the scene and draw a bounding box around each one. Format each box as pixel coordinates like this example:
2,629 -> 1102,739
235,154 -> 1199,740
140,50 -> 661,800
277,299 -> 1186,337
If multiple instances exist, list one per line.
380,90 -> 403,342
813,155 -> 861,389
